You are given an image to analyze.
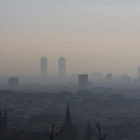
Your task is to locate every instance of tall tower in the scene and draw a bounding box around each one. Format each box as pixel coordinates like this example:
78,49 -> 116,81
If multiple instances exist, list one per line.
65,105 -> 72,126
78,74 -> 88,90
137,66 -> 140,77
61,105 -> 76,140
40,57 -> 47,78
84,123 -> 92,140
58,57 -> 66,78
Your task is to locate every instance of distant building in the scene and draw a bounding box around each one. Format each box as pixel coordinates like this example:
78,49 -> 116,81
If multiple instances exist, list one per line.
61,105 -> 76,140
121,75 -> 131,84
8,77 -> 18,89
41,57 -> 47,78
137,66 -> 140,77
106,73 -> 112,82
58,57 -> 66,78
84,123 -> 92,140
93,87 -> 112,94
79,74 -> 88,90
76,90 -> 91,97
134,77 -> 140,84
0,110 -> 7,135
92,72 -> 103,81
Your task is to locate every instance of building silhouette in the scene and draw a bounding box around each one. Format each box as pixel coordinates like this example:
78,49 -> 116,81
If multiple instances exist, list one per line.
137,66 -> 140,77
58,57 -> 66,78
8,77 -> 18,89
0,110 -> 7,135
61,105 -> 76,140
106,73 -> 112,82
121,74 -> 131,84
92,72 -> 103,81
78,74 -> 88,90
41,57 -> 47,78
84,123 -> 92,140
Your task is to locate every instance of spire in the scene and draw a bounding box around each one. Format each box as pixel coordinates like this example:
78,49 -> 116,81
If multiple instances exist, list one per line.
86,123 -> 92,136
84,123 -> 92,140
65,105 -> 72,126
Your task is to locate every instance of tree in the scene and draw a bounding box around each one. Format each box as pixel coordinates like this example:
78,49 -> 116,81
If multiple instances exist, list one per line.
44,124 -> 63,140
93,123 -> 107,140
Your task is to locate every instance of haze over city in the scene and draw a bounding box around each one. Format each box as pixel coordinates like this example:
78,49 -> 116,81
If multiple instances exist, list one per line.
1,1 -> 140,140
0,0 -> 140,76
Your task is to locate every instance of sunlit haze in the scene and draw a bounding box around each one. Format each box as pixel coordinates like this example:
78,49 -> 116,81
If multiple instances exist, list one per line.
0,0 -> 140,76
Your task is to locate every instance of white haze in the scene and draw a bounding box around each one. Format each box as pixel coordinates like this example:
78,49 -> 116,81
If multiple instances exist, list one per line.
0,1 -> 140,76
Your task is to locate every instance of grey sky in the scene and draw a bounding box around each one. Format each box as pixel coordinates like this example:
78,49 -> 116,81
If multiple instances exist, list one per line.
0,1 -> 140,76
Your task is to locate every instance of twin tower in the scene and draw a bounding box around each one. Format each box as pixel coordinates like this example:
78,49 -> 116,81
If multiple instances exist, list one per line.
41,57 -> 66,78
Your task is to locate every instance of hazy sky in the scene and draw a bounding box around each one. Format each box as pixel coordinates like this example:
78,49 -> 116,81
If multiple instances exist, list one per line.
0,0 -> 140,76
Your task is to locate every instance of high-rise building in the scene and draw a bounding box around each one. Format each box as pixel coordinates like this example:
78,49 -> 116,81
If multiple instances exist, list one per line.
137,66 -> 140,77
8,77 -> 18,89
41,57 -> 47,78
58,57 -> 66,78
61,105 -> 77,140
78,74 -> 88,90
106,73 -> 112,82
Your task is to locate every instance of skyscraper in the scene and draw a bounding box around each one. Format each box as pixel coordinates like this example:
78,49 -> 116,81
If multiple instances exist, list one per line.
78,74 -> 88,90
58,57 -> 66,78
40,57 -> 47,78
137,66 -> 140,77
106,73 -> 112,82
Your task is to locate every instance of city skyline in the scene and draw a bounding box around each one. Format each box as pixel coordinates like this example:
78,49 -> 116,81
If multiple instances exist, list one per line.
0,56 -> 140,77
0,1 -> 140,140
0,1 -> 140,76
